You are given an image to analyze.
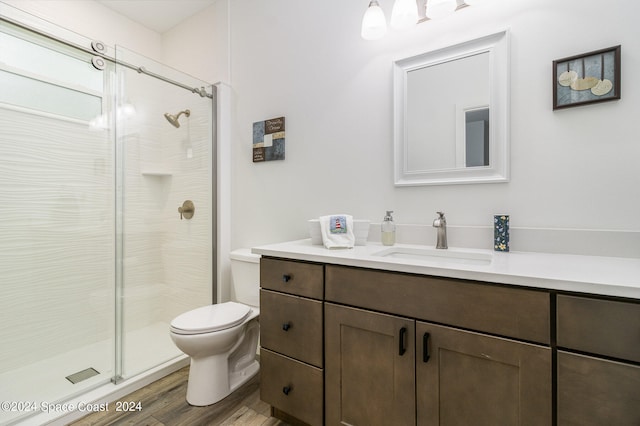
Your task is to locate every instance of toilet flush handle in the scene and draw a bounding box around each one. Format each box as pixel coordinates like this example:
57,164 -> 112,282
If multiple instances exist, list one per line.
178,200 -> 195,220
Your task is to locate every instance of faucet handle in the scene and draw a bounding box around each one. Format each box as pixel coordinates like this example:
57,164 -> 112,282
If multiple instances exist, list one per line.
433,211 -> 446,228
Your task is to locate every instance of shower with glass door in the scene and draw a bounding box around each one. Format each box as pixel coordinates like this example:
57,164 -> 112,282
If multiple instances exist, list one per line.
0,5 -> 215,424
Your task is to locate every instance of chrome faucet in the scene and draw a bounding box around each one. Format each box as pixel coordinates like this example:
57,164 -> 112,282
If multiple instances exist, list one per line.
433,211 -> 448,249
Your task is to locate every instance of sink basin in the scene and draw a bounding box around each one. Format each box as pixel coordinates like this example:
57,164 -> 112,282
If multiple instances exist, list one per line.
372,246 -> 492,266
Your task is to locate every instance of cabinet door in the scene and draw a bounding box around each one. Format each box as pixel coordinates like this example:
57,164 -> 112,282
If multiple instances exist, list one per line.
558,351 -> 640,425
325,303 -> 416,426
416,322 -> 551,426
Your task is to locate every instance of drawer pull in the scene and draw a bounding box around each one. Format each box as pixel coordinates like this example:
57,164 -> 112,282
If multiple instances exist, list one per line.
282,386 -> 292,395
423,332 -> 431,363
399,327 -> 407,356
282,274 -> 292,283
282,322 -> 291,331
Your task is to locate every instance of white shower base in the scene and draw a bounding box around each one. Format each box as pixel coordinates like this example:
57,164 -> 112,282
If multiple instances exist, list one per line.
0,321 -> 185,426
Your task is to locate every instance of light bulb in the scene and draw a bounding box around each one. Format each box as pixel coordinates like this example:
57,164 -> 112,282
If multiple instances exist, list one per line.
391,0 -> 418,31
425,0 -> 457,19
361,0 -> 387,40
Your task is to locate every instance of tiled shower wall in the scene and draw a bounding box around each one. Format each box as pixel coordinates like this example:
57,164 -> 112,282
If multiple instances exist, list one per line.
0,107 -> 115,373
119,65 -> 213,335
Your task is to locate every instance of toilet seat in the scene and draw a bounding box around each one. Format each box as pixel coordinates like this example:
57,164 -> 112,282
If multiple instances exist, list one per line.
170,302 -> 251,335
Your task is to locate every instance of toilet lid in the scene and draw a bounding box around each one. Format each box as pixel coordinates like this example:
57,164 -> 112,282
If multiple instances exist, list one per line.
170,302 -> 251,335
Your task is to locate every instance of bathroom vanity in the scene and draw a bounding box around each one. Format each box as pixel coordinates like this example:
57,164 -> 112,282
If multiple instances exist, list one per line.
253,240 -> 640,426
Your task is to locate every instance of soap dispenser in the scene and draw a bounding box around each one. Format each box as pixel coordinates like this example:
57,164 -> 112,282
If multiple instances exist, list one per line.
381,211 -> 396,246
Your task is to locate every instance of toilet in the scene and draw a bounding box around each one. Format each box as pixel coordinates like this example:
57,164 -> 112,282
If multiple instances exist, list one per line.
169,248 -> 260,406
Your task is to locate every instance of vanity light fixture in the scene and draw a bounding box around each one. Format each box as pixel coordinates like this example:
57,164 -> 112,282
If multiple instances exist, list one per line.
361,0 -> 476,40
361,0 -> 388,40
390,0 -> 419,30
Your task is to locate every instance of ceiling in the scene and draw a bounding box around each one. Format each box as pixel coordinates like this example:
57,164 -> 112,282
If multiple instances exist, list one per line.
96,0 -> 217,33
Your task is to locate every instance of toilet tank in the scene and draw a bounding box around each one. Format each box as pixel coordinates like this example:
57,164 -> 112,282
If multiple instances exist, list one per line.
230,248 -> 261,307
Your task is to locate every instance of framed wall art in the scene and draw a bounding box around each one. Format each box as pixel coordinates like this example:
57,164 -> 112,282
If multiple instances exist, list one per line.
553,45 -> 620,110
253,116 -> 285,162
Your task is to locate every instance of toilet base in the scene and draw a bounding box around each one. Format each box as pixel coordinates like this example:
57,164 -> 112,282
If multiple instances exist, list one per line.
185,357 -> 259,406
185,318 -> 260,406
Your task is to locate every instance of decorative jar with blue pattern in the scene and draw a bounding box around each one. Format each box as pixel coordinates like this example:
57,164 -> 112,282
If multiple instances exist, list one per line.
494,214 -> 509,252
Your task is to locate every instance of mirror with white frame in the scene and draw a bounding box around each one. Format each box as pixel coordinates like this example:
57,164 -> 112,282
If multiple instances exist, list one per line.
393,30 -> 510,186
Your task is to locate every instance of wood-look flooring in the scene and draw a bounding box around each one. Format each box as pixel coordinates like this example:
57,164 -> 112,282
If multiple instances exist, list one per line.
69,366 -> 288,426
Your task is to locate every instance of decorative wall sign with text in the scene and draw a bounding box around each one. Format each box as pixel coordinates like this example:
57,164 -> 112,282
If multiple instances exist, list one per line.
253,117 -> 285,162
553,45 -> 621,110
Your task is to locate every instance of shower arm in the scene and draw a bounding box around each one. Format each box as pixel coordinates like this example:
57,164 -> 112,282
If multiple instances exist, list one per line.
175,110 -> 190,120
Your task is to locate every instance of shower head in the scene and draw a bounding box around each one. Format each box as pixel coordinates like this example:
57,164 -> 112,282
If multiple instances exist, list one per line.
164,109 -> 190,128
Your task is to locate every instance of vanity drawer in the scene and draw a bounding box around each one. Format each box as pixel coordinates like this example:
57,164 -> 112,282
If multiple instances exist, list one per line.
260,289 -> 323,367
260,258 -> 324,299
557,295 -> 640,362
326,265 -> 550,344
260,348 -> 324,426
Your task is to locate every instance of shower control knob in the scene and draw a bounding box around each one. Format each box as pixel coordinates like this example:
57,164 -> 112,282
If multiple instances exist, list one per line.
178,200 -> 195,220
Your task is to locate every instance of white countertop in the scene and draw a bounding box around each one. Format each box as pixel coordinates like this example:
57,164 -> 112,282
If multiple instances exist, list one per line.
252,239 -> 640,300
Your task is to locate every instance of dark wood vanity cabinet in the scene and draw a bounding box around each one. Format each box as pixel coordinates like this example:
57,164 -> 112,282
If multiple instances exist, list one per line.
260,256 -> 637,426
324,304 -> 551,426
324,265 -> 552,426
556,295 -> 640,425
259,258 -> 324,426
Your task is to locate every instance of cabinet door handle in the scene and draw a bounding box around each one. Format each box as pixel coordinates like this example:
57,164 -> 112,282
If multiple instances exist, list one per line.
399,327 -> 407,356
423,332 -> 431,363
282,274 -> 292,283
282,322 -> 291,331
282,386 -> 292,395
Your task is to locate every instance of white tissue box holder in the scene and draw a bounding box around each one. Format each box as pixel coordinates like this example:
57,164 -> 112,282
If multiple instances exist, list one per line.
308,219 -> 370,246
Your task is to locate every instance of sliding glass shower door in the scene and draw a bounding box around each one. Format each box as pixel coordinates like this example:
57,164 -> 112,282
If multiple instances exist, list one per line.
113,45 -> 213,382
0,8 -> 214,424
0,18 -> 117,419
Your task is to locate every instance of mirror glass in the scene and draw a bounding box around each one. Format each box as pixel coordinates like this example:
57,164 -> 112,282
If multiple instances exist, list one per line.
394,30 -> 509,186
465,106 -> 490,167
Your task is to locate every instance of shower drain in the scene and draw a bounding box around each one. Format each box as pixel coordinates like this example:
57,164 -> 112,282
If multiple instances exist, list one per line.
65,367 -> 100,384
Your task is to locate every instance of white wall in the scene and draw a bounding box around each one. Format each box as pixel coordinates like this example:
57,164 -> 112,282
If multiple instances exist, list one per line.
228,0 -> 640,256
5,0 -> 639,269
2,0 -> 163,60
161,1 -> 229,84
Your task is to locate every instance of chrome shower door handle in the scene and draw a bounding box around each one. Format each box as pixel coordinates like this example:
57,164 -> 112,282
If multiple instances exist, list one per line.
178,200 -> 195,220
